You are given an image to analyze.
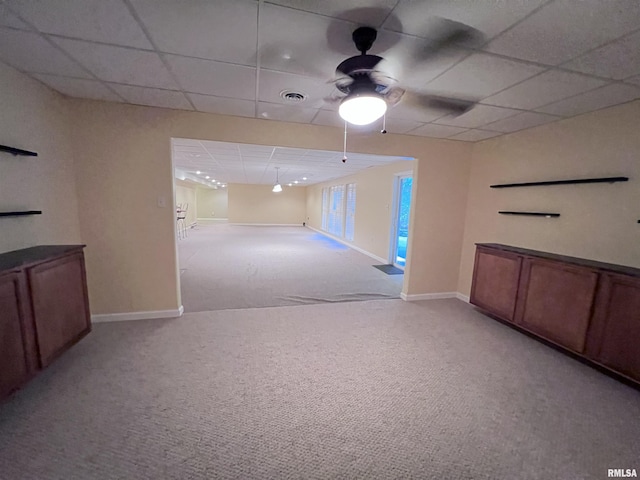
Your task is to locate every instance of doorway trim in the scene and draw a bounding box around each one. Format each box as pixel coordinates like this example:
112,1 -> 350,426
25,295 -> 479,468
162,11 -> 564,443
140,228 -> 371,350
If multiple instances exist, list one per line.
389,171 -> 412,269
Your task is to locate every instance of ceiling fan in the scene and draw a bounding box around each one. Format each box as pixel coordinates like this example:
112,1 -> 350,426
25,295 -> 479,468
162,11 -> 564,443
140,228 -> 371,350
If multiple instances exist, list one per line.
328,21 -> 482,127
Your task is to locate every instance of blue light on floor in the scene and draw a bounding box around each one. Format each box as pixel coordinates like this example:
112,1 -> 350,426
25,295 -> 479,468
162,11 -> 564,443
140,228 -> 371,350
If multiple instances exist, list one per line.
310,233 -> 348,250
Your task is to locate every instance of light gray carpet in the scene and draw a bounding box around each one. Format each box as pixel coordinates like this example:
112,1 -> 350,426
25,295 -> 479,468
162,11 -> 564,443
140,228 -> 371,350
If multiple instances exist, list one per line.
178,225 -> 403,312
1,299 -> 639,479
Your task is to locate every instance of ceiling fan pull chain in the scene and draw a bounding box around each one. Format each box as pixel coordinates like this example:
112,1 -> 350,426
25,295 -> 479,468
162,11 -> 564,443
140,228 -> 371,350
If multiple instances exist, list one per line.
381,113 -> 387,134
342,121 -> 348,163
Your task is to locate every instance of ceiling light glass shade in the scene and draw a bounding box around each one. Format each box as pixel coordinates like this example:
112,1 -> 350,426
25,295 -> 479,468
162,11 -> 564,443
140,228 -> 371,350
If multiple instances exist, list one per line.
339,93 -> 387,126
272,183 -> 283,193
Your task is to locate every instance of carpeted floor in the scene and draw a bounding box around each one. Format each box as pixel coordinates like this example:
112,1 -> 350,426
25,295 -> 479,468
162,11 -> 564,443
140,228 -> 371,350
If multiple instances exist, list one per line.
1,299 -> 638,479
178,225 -> 403,312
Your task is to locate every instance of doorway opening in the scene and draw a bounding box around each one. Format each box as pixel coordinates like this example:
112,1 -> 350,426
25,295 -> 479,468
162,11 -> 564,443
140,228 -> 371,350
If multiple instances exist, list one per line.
391,174 -> 412,269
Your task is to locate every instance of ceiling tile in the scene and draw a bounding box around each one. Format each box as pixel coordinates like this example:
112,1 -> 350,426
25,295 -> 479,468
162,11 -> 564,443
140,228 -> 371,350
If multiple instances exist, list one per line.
449,129 -> 503,142
109,84 -> 192,110
563,31 -> 640,80
53,38 -> 178,89
483,111 -> 560,133
483,70 -> 607,110
384,117 -> 425,134
408,124 -> 468,138
189,94 -> 256,118
33,74 -> 122,101
265,0 -> 397,26
257,102 -> 318,123
9,0 -> 152,49
424,53 -> 544,98
0,28 -> 90,77
535,83 -> 640,117
434,104 -> 520,128
0,4 -> 28,29
384,0 -> 548,40
486,0 -> 640,65
259,4 -> 351,78
130,0 -> 257,65
166,55 -> 256,99
258,70 -> 333,109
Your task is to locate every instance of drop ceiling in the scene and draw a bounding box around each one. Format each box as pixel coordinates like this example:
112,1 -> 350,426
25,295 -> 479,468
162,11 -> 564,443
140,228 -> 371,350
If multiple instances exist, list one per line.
173,138 -> 412,187
1,0 -> 640,141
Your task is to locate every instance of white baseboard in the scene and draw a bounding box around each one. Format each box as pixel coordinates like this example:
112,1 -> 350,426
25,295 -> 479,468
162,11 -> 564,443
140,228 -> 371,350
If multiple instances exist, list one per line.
400,292 -> 458,301
456,292 -> 470,303
92,305 -> 184,323
197,217 -> 228,224
305,226 -> 388,264
231,223 -> 303,227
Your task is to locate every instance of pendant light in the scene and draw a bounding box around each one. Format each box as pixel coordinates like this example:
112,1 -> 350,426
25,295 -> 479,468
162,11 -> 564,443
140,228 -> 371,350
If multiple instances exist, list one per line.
272,167 -> 282,193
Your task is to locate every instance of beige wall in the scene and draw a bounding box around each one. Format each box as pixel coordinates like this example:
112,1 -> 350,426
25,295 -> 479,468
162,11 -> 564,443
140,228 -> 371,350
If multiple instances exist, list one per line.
228,183 -> 306,224
306,160 -> 414,263
458,99 -> 640,297
174,180 -> 197,226
196,187 -> 228,218
67,98 -> 471,314
0,63 -> 81,253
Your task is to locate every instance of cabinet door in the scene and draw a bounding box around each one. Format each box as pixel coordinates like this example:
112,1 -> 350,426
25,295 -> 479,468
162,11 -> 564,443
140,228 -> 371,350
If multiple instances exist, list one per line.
0,272 -> 31,398
28,253 -> 91,367
586,274 -> 640,381
516,258 -> 597,353
470,247 -> 522,322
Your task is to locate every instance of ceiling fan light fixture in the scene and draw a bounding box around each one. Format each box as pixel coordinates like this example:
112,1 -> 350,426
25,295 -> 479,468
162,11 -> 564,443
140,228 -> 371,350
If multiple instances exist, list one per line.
339,92 -> 387,126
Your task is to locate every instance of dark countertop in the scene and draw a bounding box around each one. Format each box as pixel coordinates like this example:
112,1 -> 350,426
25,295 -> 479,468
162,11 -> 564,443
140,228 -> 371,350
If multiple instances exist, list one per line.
476,243 -> 640,278
0,245 -> 86,272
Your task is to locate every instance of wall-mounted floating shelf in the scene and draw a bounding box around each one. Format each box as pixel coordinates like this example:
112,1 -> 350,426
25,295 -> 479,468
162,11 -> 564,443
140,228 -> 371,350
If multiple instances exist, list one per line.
0,145 -> 38,157
490,176 -> 628,189
0,211 -> 42,217
499,211 -> 560,218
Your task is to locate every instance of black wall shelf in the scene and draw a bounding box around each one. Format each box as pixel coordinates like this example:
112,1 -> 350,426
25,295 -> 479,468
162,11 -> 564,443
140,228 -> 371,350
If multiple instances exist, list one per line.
0,211 -> 42,217
491,176 -> 628,189
0,145 -> 38,157
499,211 -> 560,218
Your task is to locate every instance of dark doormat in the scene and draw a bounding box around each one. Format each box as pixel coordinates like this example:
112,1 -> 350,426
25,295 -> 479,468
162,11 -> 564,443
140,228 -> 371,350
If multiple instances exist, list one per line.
373,264 -> 404,275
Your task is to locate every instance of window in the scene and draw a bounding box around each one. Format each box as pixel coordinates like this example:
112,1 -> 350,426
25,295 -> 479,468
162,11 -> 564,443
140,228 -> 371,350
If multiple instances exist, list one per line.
327,184 -> 345,237
345,183 -> 356,241
321,187 -> 329,231
321,183 -> 356,240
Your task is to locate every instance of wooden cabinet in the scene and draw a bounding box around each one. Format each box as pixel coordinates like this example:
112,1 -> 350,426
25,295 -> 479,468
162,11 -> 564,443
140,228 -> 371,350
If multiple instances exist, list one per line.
587,274 -> 640,380
515,258 -> 598,353
470,247 -> 522,322
0,246 -> 90,401
470,243 -> 640,386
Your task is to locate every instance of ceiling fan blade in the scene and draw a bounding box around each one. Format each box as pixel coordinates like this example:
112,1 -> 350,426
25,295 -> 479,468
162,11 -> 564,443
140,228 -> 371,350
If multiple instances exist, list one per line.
425,17 -> 485,51
399,91 -> 476,116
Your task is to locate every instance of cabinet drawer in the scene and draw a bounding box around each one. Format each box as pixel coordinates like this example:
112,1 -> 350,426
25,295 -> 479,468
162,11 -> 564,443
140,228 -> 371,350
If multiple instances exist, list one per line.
587,274 -> 640,380
0,273 -> 31,398
470,247 -> 522,322
516,258 -> 597,353
28,253 -> 91,367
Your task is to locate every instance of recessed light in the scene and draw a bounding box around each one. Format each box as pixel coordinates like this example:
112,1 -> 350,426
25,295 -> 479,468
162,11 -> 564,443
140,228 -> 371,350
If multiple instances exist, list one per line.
196,170 -> 201,174
302,177 -> 307,180
222,185 -> 226,188
217,182 -> 221,185
288,183 -> 293,186
294,180 -> 298,184
205,176 -> 210,179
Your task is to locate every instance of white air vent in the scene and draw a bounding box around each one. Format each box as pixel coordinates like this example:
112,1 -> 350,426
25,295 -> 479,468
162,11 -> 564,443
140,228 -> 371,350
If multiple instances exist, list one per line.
280,90 -> 307,103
